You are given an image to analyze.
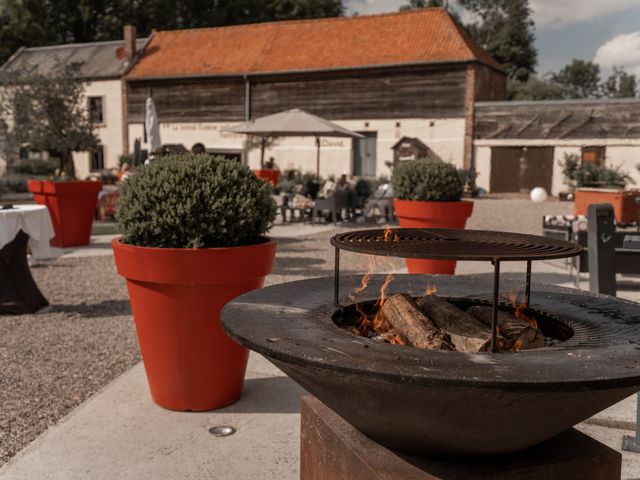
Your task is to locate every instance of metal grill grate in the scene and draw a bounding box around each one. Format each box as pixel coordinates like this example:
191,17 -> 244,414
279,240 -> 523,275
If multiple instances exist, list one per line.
330,228 -> 582,262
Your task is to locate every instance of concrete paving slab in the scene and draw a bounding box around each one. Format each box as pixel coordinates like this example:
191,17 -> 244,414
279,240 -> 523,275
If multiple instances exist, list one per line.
0,354 -> 306,480
576,423 -> 640,480
587,395 -> 638,431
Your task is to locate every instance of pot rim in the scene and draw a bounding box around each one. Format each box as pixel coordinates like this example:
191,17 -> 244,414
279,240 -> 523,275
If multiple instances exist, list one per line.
112,235 -> 276,253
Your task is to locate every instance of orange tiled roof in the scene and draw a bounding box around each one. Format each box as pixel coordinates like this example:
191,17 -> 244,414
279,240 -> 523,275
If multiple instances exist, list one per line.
127,8 -> 503,79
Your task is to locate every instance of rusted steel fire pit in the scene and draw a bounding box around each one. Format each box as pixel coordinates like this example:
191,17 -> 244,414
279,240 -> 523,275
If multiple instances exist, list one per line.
221,228 -> 640,457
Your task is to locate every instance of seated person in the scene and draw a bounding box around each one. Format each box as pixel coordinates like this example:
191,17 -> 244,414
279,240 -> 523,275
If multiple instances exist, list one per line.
317,177 -> 336,199
363,183 -> 394,224
191,143 -> 206,155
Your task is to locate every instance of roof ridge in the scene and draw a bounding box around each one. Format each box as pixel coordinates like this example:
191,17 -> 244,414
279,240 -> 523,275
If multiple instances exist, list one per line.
152,7 -> 448,35
20,38 -> 147,52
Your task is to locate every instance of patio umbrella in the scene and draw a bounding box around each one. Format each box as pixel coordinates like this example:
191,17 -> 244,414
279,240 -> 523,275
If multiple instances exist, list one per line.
145,97 -> 162,154
223,108 -> 364,179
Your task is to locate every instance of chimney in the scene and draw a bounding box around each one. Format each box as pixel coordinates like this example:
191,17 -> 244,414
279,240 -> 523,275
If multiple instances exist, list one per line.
123,25 -> 136,61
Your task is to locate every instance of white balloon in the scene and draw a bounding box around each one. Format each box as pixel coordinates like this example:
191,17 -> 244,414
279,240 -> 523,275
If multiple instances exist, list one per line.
530,187 -> 548,203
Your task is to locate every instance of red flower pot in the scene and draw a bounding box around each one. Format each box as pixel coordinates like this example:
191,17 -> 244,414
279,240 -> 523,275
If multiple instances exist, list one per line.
112,237 -> 277,411
254,169 -> 280,186
574,188 -> 640,225
393,199 -> 474,274
28,180 -> 102,247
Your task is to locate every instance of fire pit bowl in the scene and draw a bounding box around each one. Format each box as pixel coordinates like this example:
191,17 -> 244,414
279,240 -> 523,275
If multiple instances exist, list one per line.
221,274 -> 640,457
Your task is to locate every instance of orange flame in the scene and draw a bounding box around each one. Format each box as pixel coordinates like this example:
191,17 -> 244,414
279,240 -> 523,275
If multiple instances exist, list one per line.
348,254 -> 405,345
383,225 -> 399,242
424,283 -> 438,296
508,292 -> 538,330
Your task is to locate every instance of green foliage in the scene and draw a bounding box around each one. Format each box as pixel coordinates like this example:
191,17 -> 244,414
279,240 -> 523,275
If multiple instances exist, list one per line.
602,67 -> 637,98
551,59 -> 600,99
392,159 -> 463,202
459,0 -> 537,82
117,154 -> 276,248
507,75 -> 568,100
118,154 -> 133,166
12,158 -> 57,176
560,153 -> 632,189
0,62 -> 98,179
0,0 -> 345,65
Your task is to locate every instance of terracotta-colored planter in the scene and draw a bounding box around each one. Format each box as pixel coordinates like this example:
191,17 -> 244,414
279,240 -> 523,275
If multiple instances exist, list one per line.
28,180 -> 102,247
254,169 -> 280,186
112,237 -> 277,411
574,188 -> 640,224
393,199 -> 474,274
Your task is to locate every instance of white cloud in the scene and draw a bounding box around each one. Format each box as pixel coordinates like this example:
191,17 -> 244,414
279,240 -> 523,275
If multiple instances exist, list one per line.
531,0 -> 640,29
594,31 -> 640,77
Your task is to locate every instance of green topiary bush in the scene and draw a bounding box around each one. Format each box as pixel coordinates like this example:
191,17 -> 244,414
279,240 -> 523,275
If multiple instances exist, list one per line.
117,154 -> 276,248
391,158 -> 464,202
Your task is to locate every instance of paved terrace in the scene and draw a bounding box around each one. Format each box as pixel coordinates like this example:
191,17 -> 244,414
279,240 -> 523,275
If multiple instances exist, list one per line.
1,198 -> 640,479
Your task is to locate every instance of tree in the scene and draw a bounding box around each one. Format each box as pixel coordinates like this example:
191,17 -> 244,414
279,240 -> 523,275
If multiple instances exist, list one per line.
602,67 -> 637,98
507,76 -> 568,100
551,59 -> 600,99
0,0 -> 346,65
0,63 -> 99,179
458,0 -> 537,82
399,0 -> 445,10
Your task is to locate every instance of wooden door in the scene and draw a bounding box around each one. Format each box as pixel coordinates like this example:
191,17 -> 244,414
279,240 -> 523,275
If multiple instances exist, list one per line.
353,132 -> 377,177
490,146 -> 554,193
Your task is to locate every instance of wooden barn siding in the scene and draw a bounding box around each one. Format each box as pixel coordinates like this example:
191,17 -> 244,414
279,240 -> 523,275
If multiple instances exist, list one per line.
127,79 -> 246,123
474,65 -> 506,102
474,101 -> 640,140
126,65 -> 469,123
250,66 -> 467,119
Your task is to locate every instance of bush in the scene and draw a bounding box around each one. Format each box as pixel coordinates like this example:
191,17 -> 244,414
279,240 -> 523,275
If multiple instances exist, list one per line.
391,159 -> 463,201
13,159 -> 57,176
117,154 -> 276,248
560,153 -> 632,189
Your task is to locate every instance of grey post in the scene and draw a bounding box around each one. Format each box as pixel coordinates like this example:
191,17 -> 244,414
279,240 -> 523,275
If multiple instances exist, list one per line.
587,203 -> 616,296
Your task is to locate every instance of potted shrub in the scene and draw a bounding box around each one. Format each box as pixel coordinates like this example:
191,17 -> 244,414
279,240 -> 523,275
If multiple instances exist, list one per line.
392,158 -> 473,274
560,154 -> 638,224
112,154 -> 277,411
0,63 -> 102,247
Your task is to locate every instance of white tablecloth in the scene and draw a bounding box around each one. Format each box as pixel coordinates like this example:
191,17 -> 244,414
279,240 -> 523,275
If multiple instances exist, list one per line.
0,204 -> 55,258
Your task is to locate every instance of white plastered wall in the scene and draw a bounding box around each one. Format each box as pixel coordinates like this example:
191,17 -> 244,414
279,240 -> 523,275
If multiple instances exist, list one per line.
474,139 -> 640,196
73,79 -> 124,179
128,117 -> 466,179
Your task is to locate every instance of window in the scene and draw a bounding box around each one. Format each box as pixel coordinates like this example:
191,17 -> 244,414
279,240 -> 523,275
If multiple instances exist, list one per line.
88,96 -> 104,124
91,145 -> 104,171
581,146 -> 605,166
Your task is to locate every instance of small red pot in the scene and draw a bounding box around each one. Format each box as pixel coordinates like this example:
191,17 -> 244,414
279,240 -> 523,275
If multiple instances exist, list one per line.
28,180 -> 102,247
254,169 -> 280,186
112,237 -> 277,411
394,199 -> 474,274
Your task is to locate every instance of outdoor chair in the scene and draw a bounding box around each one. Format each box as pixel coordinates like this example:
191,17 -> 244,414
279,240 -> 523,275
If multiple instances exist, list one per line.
311,190 -> 350,225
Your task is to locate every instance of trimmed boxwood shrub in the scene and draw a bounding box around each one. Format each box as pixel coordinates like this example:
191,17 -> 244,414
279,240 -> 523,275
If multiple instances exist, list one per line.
117,154 -> 276,248
392,159 -> 463,202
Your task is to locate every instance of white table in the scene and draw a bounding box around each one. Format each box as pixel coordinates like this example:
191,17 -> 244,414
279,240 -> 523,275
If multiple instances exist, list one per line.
0,204 -> 54,313
0,204 -> 55,258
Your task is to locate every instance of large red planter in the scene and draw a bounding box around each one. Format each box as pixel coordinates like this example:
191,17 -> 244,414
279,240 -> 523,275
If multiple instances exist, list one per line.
112,237 -> 277,411
28,180 -> 102,247
574,188 -> 640,224
393,199 -> 474,274
254,169 -> 280,186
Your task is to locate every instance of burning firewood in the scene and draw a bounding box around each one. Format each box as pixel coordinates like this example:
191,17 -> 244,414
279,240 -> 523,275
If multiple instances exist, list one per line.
380,294 -> 455,351
417,295 -> 493,353
467,306 -> 545,351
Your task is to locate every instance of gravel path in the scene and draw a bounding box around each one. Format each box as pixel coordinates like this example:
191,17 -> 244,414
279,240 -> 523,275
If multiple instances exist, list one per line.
0,197 -> 573,465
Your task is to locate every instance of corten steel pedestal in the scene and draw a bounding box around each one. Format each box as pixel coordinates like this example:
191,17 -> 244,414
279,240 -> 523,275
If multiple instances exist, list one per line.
0,231 -> 49,314
300,396 -> 622,480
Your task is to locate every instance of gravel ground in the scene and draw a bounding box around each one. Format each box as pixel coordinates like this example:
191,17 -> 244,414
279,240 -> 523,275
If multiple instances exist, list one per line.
0,197 -> 573,465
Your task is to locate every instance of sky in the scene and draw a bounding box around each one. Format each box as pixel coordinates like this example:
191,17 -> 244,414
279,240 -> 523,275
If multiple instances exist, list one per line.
344,0 -> 640,78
